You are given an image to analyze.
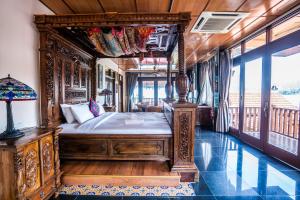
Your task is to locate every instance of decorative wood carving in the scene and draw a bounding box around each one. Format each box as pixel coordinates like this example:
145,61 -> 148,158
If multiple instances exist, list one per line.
46,42 -> 55,103
165,56 -> 173,101
65,89 -> 86,101
176,24 -> 188,103
14,151 -> 26,199
56,42 -> 90,67
73,63 -> 80,87
170,103 -> 199,182
25,149 -> 38,189
0,128 -> 61,199
42,141 -> 53,175
81,69 -> 87,88
39,28 -> 93,127
179,113 -> 189,161
53,132 -> 62,195
64,62 -> 71,87
35,13 -> 191,28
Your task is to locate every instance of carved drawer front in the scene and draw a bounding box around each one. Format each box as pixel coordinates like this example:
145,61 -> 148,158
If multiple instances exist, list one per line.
40,135 -> 55,182
112,140 -> 164,156
60,139 -> 108,156
24,141 -> 41,197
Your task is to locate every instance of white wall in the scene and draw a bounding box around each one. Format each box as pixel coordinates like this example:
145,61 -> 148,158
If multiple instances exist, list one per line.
0,0 -> 54,132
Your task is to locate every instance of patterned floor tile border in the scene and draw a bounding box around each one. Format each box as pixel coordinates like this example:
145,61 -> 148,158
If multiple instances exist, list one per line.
59,183 -> 195,196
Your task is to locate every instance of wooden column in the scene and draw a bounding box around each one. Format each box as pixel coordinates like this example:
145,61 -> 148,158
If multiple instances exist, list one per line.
171,24 -> 199,182
165,56 -> 173,101
90,58 -> 97,100
176,24 -> 188,103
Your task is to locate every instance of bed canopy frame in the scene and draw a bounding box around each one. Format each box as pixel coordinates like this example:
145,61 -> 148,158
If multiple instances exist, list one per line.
35,12 -> 199,182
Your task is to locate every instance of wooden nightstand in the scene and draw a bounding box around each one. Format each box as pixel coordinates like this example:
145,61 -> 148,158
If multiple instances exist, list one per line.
103,105 -> 116,112
0,127 -> 62,200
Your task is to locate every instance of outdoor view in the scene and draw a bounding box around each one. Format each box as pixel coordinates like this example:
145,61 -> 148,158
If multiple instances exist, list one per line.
229,46 -> 300,155
269,46 -> 300,155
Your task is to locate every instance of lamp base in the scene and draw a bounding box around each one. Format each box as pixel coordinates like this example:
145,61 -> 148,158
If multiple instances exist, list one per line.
0,129 -> 25,140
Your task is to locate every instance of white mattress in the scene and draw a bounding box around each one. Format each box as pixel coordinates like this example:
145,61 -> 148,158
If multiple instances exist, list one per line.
60,112 -> 172,135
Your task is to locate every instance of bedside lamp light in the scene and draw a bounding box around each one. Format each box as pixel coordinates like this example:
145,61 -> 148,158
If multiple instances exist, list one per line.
99,89 -> 112,106
0,74 -> 37,139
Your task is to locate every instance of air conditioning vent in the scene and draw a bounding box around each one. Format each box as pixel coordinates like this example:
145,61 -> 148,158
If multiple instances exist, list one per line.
191,12 -> 248,34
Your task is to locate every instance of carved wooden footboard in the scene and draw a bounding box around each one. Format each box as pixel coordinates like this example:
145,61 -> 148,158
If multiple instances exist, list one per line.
59,134 -> 172,161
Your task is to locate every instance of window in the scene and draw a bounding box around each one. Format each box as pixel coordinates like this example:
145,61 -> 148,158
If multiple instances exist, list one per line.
142,81 -> 155,105
271,14 -> 300,41
133,84 -> 139,105
200,71 -> 212,106
245,32 -> 266,53
229,66 -> 240,129
231,45 -> 242,58
158,80 -> 166,106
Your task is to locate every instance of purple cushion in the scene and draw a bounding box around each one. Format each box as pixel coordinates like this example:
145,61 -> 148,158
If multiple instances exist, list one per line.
89,98 -> 100,117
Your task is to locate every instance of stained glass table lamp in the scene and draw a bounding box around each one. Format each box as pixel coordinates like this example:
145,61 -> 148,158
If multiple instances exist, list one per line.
0,74 -> 37,139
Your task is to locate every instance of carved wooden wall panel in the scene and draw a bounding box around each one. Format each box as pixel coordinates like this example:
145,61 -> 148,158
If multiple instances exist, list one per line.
40,135 -> 55,183
39,29 -> 94,127
171,104 -> 199,181
14,151 -> 26,199
24,141 -> 41,197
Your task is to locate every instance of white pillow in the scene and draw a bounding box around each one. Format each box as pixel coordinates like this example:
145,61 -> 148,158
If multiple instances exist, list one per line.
60,104 -> 76,123
71,104 -> 95,124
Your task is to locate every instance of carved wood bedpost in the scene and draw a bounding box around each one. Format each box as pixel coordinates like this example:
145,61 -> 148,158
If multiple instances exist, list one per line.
165,56 -> 173,101
91,58 -> 97,100
39,29 -> 56,128
171,24 -> 199,182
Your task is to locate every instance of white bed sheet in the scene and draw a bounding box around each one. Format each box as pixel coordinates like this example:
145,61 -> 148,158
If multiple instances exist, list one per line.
60,112 -> 172,135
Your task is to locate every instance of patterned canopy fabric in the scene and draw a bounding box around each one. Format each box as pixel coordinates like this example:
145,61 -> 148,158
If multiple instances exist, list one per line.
136,27 -> 155,52
0,75 -> 37,101
87,26 -> 154,57
88,27 -> 114,57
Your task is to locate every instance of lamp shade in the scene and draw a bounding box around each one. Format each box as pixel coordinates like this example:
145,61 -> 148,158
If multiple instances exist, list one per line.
99,89 -> 112,96
0,74 -> 37,101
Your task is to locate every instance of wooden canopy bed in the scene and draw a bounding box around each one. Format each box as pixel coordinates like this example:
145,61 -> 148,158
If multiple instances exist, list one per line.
35,12 -> 199,182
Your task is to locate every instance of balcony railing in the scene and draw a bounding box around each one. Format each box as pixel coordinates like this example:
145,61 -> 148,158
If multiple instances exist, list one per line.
229,106 -> 299,139
271,106 -> 299,139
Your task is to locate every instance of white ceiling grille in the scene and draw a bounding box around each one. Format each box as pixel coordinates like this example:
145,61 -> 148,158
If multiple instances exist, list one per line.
191,12 -> 249,34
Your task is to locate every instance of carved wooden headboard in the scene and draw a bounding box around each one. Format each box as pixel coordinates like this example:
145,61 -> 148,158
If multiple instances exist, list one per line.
38,29 -> 95,127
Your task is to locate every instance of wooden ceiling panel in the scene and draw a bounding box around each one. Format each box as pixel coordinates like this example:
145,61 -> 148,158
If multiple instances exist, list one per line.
99,0 -> 136,12
136,0 -> 171,12
39,0 -> 300,66
39,0 -> 74,14
238,0 -> 282,15
170,0 -> 209,16
206,0 -> 246,12
186,0 -> 300,65
64,0 -> 104,13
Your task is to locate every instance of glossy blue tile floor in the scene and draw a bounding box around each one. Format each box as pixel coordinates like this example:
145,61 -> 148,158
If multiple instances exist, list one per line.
54,128 -> 300,200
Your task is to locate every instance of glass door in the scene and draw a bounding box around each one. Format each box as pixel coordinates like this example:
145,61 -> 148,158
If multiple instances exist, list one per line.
142,80 -> 155,105
241,57 -> 263,148
265,45 -> 300,162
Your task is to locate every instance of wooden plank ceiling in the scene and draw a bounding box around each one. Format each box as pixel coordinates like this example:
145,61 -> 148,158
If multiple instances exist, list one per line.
40,0 -> 300,67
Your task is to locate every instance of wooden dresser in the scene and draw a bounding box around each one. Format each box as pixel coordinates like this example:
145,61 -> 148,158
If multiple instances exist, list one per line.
196,106 -> 213,129
0,127 -> 62,200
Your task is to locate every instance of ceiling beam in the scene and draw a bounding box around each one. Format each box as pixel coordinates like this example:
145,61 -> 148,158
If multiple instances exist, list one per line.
35,12 -> 191,28
96,0 -> 106,12
61,0 -> 76,14
168,0 -> 174,12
